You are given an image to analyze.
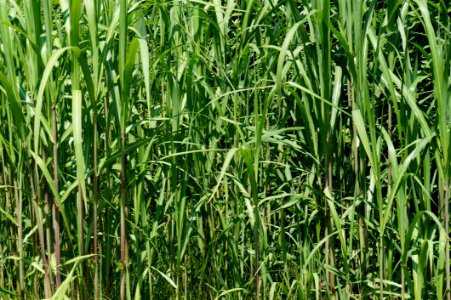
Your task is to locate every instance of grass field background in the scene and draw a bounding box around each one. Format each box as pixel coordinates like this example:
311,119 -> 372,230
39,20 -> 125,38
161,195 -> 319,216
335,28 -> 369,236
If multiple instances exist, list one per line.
0,0 -> 450,299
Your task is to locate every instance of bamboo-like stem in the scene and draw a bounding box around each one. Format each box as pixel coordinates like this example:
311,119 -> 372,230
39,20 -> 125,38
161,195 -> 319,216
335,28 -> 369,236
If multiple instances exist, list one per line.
31,165 -> 52,298
103,69 -> 112,297
120,131 -> 128,300
254,194 -> 260,300
119,0 -> 129,297
77,188 -> 87,299
14,176 -> 24,298
326,140 -> 335,297
42,151 -> 54,290
52,100 -> 61,288
93,109 -> 99,300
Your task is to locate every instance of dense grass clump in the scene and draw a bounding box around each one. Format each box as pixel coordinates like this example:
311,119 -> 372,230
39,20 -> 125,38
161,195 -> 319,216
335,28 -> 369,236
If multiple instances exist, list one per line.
0,0 -> 450,299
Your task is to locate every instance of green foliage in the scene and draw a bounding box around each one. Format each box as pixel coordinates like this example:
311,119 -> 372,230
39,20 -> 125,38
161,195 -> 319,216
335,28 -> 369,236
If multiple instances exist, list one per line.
0,0 -> 449,299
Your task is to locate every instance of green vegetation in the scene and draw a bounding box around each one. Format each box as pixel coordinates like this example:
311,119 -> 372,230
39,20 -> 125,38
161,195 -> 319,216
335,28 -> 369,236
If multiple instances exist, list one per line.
0,0 -> 450,299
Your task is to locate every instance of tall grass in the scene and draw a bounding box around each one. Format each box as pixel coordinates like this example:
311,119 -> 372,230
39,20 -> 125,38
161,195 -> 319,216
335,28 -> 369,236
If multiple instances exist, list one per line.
0,0 -> 449,299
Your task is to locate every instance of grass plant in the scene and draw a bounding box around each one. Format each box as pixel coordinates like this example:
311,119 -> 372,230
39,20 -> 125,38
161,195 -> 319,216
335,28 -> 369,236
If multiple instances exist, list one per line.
0,0 -> 450,299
